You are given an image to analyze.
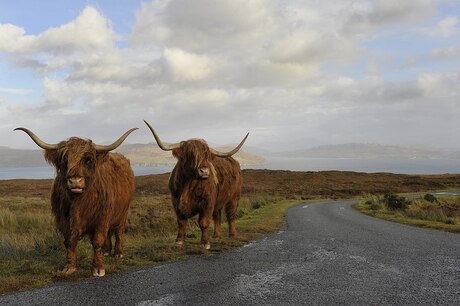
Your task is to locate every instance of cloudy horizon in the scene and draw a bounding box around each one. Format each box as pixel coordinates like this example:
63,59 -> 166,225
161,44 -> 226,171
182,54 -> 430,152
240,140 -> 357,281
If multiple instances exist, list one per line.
1,0 -> 459,152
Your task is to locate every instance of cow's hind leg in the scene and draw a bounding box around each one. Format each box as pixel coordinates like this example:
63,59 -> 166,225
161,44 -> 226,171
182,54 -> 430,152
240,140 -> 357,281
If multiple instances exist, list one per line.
91,230 -> 107,277
213,209 -> 222,239
114,219 -> 127,258
226,200 -> 239,237
102,230 -> 112,256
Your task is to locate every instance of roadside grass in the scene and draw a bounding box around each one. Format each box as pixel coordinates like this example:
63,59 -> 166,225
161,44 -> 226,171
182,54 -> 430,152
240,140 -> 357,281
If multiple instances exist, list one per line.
3,170 -> 460,295
0,193 -> 299,294
354,193 -> 460,233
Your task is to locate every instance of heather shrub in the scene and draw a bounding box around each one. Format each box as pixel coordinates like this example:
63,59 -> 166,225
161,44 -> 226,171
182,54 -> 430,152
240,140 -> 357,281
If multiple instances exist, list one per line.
423,193 -> 438,203
383,192 -> 409,210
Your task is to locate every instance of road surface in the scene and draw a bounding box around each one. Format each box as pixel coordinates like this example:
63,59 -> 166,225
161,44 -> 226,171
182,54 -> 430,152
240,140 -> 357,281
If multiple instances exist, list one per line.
1,197 -> 459,305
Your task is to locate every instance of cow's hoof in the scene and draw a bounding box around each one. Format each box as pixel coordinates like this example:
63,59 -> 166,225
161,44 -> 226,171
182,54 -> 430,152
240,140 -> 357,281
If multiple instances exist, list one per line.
61,265 -> 77,274
202,242 -> 211,250
175,240 -> 184,246
103,252 -> 110,256
92,267 -> 106,277
115,254 -> 124,259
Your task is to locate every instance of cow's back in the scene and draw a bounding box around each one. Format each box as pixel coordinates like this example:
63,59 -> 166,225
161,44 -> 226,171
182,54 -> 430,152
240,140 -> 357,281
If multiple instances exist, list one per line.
214,157 -> 242,208
101,152 -> 135,225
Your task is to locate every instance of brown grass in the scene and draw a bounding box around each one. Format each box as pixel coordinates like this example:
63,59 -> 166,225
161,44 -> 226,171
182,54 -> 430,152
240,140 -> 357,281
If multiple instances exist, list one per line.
356,194 -> 460,232
1,169 -> 460,294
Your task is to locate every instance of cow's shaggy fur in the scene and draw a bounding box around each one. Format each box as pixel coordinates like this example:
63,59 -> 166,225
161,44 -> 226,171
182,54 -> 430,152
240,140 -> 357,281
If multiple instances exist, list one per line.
42,137 -> 135,277
168,139 -> 242,249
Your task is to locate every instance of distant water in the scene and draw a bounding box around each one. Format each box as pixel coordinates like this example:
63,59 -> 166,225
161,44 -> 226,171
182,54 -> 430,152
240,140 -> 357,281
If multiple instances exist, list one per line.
247,157 -> 460,174
0,165 -> 174,180
1,157 -> 460,180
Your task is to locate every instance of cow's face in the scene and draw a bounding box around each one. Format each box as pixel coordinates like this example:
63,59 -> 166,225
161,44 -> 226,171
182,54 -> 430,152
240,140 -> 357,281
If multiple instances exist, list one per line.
14,127 -> 137,195
173,140 -> 214,180
45,138 -> 101,195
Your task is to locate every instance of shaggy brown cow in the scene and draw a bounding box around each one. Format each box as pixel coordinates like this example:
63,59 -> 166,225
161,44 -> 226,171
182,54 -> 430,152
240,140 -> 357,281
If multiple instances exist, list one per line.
144,120 -> 248,249
14,127 -> 137,277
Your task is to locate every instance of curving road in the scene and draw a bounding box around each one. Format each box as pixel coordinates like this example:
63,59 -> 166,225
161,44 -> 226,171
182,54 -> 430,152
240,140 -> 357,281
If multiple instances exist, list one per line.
1,198 -> 459,305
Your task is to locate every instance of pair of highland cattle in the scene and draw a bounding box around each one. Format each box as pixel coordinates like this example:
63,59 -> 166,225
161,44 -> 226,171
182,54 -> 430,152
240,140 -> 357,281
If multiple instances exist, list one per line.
15,120 -> 248,277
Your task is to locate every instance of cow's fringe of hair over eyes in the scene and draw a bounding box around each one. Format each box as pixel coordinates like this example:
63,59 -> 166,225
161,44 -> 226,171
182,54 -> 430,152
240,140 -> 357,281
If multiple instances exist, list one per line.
209,162 -> 218,185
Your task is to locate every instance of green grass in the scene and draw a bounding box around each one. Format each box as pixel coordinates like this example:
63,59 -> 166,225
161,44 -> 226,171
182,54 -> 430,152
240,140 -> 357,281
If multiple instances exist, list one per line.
354,193 -> 460,233
0,194 -> 299,294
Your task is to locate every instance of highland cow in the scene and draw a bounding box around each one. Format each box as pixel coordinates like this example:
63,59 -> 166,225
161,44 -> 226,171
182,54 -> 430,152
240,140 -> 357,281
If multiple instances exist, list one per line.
15,127 -> 137,277
144,120 -> 248,249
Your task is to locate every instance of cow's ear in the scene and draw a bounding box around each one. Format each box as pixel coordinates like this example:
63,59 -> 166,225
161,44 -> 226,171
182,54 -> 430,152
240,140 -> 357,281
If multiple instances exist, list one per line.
95,151 -> 109,163
44,149 -> 59,167
172,147 -> 182,159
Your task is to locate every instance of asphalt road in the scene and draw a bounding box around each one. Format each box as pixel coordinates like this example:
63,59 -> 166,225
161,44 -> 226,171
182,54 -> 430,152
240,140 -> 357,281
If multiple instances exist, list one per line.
1,196 -> 459,305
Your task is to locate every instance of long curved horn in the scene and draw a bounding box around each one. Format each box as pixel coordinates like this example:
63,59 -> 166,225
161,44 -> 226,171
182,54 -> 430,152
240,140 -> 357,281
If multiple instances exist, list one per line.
210,132 -> 250,157
94,128 -> 139,152
14,127 -> 58,150
144,120 -> 181,151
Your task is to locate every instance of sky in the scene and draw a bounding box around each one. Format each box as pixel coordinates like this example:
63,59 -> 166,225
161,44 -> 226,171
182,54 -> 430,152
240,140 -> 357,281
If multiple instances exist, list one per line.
1,0 -> 459,152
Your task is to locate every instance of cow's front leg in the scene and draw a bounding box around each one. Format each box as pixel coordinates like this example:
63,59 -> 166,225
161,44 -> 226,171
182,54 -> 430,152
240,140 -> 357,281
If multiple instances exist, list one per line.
199,211 -> 212,250
61,230 -> 78,274
175,217 -> 188,246
91,230 -> 107,277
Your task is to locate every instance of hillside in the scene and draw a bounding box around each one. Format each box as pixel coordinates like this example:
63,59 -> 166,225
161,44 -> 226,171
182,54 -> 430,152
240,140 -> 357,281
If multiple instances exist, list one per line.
116,143 -> 265,166
0,146 -> 48,167
0,144 -> 265,167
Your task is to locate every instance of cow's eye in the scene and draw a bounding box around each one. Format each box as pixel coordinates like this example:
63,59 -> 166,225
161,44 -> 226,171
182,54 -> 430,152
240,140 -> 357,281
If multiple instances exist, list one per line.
59,156 -> 68,172
84,156 -> 94,168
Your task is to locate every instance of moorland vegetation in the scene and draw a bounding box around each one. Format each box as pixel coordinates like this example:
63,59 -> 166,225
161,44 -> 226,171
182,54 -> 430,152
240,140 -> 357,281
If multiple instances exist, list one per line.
1,169 -> 460,294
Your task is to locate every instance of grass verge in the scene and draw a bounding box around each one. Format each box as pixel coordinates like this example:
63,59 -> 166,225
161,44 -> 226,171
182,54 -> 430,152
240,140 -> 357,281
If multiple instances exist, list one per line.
0,194 -> 299,295
354,193 -> 460,233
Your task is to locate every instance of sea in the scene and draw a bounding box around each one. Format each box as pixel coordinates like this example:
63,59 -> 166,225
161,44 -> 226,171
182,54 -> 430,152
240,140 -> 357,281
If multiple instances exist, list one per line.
1,157 -> 460,180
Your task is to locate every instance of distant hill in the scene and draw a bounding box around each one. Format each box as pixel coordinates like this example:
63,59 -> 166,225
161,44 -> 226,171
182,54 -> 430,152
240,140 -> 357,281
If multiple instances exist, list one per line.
0,144 -> 265,168
273,143 -> 460,159
116,143 -> 265,166
0,146 -> 48,167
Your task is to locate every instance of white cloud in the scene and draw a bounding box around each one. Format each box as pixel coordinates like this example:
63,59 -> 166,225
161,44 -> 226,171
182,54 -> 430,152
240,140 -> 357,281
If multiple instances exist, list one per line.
428,16 -> 458,37
0,6 -> 114,55
417,72 -> 460,99
0,87 -> 35,95
343,0 -> 435,35
163,48 -> 215,82
1,0 -> 460,151
130,0 -> 270,52
432,45 -> 460,58
0,24 -> 35,53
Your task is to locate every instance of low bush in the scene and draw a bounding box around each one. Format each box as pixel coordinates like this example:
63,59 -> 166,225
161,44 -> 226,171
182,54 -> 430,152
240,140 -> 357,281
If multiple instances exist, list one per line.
423,193 -> 438,203
383,192 -> 409,210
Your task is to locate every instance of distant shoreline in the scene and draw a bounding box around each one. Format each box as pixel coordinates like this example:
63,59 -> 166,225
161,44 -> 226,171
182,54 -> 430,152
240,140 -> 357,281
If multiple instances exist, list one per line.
2,157 -> 460,180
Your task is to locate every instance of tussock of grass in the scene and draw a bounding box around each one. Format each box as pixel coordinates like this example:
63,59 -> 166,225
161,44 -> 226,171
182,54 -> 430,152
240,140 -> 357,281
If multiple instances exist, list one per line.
355,194 -> 460,233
